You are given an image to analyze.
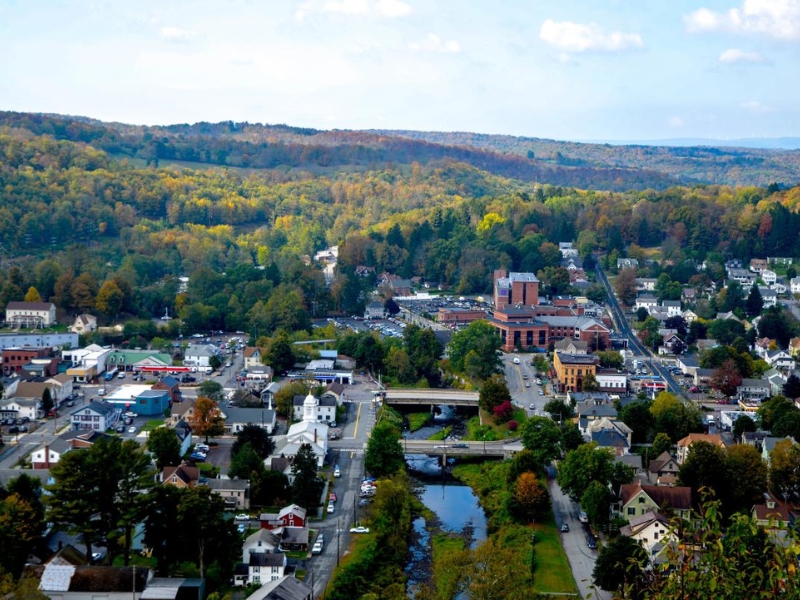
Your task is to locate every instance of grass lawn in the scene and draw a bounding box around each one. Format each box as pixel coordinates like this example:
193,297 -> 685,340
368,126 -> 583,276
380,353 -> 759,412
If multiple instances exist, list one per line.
143,419 -> 164,431
428,425 -> 452,441
529,513 -> 577,594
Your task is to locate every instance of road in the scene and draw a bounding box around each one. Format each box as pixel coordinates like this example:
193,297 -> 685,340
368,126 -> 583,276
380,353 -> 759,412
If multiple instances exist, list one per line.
548,469 -> 609,600
502,354 -> 551,415
595,265 -> 685,397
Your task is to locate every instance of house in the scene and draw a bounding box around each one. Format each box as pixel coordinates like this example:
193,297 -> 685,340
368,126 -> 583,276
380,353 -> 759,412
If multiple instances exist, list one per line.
727,269 -> 756,286
767,349 -> 796,371
790,337 -> 800,358
636,278 -> 658,292
594,369 -> 628,393
0,396 -> 42,421
243,575 -> 313,600
768,256 -> 794,266
241,529 -> 281,564
559,242 -> 579,257
153,375 -> 182,403
751,495 -> 791,528
173,420 -> 193,456
236,552 -> 287,587
681,288 -> 697,305
619,482 -> 692,521
761,270 -> 778,285
575,400 -> 617,435
292,394 -> 336,424
676,433 -> 726,464
184,344 -> 220,369
5,301 -> 57,327
243,347 -> 266,370
615,454 -> 643,476
750,258 -> 768,273
364,302 -> 386,320
47,374 -> 75,404
170,399 -> 195,425
24,564 -> 150,598
759,286 -> 778,308
68,314 -> 97,334
619,511 -> 673,556
634,295 -> 658,312
222,407 -> 277,435
676,355 -> 699,376
553,338 -> 589,355
659,332 -> 683,355
388,278 -> 413,296
647,451 -> 680,485
203,478 -> 250,510
586,418 -> 633,451
260,504 -> 307,530
275,527 -> 309,552
31,430 -> 113,469
617,258 -> 639,270
162,463 -> 201,488
661,300 -> 682,317
737,378 -> 771,402
105,348 -> 172,373
791,277 -> 800,295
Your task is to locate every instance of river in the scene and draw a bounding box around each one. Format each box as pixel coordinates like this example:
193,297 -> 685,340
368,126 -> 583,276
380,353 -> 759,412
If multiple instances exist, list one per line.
403,407 -> 488,597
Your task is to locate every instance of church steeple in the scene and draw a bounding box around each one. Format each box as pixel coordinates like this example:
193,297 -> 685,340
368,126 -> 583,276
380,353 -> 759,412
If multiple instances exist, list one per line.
303,393 -> 317,422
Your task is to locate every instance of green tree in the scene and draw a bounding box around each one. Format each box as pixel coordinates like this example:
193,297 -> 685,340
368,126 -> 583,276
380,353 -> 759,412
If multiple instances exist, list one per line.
228,442 -> 264,480
581,480 -> 612,528
197,380 -> 224,402
291,443 -> 324,509
651,432 -> 673,458
520,416 -> 562,471
231,424 -> 275,460
365,421 -> 405,478
0,492 -> 44,578
677,440 -> 726,498
40,387 -> 54,417
274,380 -> 309,419
264,330 -> 295,375
783,374 -> 800,400
769,438 -> 800,503
447,320 -> 502,380
543,398 -> 573,423
479,375 -> 511,413
147,426 -> 182,470
593,535 -> 650,599
724,443 -> 768,516
619,400 -> 655,444
556,443 -> 614,502
251,468 -> 291,508
732,414 -> 756,439
746,282 -> 764,317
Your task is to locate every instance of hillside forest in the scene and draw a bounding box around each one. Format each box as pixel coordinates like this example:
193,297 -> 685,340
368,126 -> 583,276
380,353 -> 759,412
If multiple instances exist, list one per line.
1,113 -> 800,343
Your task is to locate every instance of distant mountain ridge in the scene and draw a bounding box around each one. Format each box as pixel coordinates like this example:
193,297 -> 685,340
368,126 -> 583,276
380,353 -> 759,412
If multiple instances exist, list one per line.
583,137 -> 800,150
1,111 -> 799,189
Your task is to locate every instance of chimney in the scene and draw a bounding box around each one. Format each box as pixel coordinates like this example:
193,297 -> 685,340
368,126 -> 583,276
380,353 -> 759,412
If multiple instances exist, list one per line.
44,444 -> 50,469
314,428 -> 317,444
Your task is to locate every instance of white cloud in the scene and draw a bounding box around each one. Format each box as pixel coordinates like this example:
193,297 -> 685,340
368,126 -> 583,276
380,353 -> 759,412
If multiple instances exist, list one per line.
409,33 -> 460,53
159,26 -> 197,42
741,100 -> 776,112
719,48 -> 768,63
685,0 -> 800,40
316,0 -> 411,17
669,116 -> 685,128
539,19 -> 643,53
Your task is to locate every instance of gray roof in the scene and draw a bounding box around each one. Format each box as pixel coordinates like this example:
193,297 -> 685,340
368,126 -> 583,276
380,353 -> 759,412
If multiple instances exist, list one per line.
204,478 -> 249,491
224,407 -> 276,424
591,429 -> 629,448
245,575 -> 313,600
70,400 -> 116,417
249,553 -> 286,567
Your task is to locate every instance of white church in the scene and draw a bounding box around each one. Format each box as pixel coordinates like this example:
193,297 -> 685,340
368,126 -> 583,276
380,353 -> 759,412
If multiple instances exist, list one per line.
274,393 -> 329,467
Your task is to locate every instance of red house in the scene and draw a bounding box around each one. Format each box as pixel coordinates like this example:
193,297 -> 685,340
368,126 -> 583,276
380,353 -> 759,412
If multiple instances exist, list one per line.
259,504 -> 307,530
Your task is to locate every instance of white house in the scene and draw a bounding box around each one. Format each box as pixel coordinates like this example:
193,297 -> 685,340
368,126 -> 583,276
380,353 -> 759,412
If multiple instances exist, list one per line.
70,400 -> 121,432
635,295 -> 658,312
291,394 -> 337,423
682,309 -> 698,323
761,270 -> 778,285
737,379 -> 771,402
222,407 -> 277,435
727,268 -> 756,286
364,301 -> 386,319
661,300 -> 682,317
243,347 -> 265,370
1,397 -> 41,420
619,512 -> 673,558
791,277 -> 800,295
617,258 -> 639,270
759,286 -> 778,309
636,278 -> 658,292
184,344 -> 220,368
767,350 -> 796,371
4,302 -> 57,328
68,314 -> 97,334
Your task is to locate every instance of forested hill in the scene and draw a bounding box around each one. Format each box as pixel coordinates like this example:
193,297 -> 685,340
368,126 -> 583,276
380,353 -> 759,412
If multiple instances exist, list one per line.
372,129 -> 800,188
0,111 -> 677,192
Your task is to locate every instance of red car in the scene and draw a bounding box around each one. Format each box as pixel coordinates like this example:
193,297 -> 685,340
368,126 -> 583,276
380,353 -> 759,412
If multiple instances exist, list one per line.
329,493 -> 337,503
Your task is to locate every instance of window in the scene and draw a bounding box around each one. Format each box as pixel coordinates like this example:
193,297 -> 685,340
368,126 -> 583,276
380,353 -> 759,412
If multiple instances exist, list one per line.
653,532 -> 659,540
627,507 -> 635,515
253,566 -> 260,572
638,496 -> 646,503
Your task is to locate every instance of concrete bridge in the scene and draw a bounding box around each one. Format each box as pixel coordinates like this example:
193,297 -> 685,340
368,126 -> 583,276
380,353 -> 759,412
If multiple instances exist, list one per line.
399,438 -> 523,459
378,388 -> 480,407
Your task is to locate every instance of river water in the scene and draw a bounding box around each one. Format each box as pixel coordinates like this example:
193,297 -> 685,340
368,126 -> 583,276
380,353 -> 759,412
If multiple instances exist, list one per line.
403,408 -> 488,597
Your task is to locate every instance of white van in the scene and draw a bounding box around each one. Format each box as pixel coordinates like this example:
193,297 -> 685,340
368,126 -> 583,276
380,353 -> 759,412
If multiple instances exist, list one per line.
334,465 -> 341,478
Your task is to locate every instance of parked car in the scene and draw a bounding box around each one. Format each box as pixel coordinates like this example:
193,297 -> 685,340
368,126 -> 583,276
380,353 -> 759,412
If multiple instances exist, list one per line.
587,535 -> 597,550
329,492 -> 338,503
127,426 -> 137,434
525,382 -> 530,388
334,465 -> 341,478
234,513 -> 250,521
8,426 -> 19,434
350,526 -> 370,534
327,502 -> 335,514
116,424 -> 126,433
561,523 -> 569,533
452,443 -> 469,449
312,540 -> 324,554
579,512 -> 588,523
18,425 -> 28,432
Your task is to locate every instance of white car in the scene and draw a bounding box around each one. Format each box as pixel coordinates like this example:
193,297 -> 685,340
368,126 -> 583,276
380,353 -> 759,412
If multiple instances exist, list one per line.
312,540 -> 324,555
235,514 -> 250,522
127,426 -> 137,434
350,526 -> 370,534
327,502 -> 335,514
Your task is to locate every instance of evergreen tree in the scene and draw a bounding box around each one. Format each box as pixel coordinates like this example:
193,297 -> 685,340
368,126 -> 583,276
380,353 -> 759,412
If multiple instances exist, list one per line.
746,282 -> 763,317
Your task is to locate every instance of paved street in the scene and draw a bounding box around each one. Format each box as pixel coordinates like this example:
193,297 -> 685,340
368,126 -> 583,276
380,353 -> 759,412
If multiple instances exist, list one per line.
548,469 -> 609,600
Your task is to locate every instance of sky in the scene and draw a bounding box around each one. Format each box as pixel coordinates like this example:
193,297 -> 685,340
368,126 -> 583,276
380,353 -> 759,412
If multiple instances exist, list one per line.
1,0 -> 799,142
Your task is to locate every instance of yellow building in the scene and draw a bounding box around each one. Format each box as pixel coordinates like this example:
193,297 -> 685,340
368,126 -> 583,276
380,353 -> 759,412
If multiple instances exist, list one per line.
553,351 -> 597,393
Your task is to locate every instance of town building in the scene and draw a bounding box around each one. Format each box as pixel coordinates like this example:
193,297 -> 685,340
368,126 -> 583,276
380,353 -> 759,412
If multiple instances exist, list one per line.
493,270 -> 539,309
553,352 -> 598,393
5,301 -> 57,328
